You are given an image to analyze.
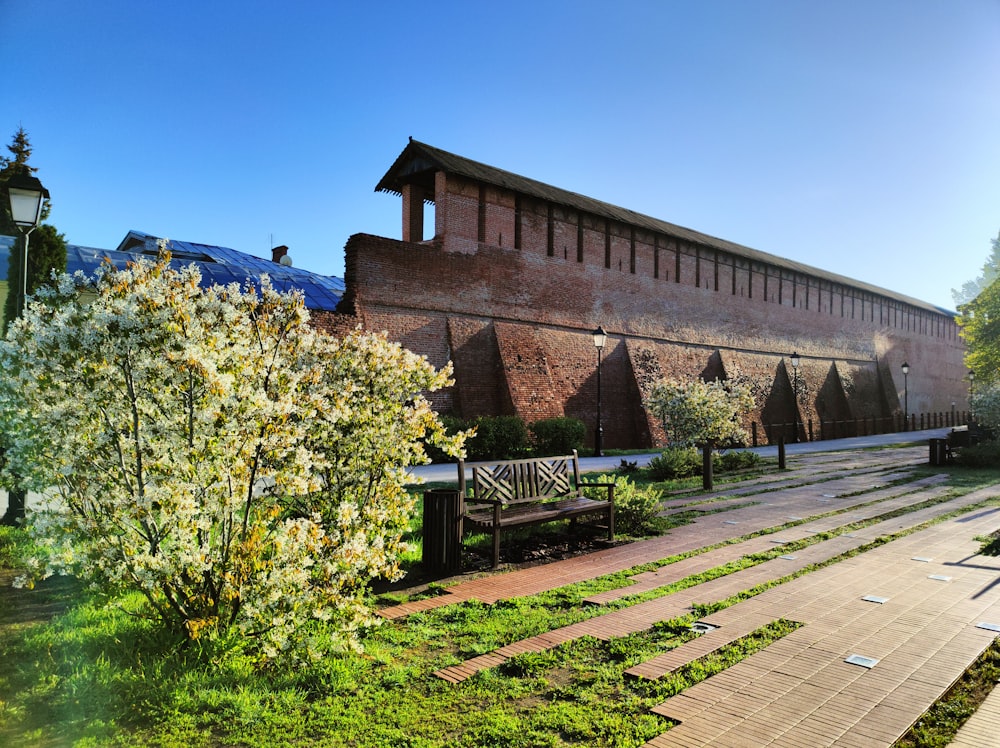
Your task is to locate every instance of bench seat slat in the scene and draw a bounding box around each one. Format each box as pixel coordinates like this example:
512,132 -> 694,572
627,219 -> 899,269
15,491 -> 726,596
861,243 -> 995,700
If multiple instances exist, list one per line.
465,496 -> 610,530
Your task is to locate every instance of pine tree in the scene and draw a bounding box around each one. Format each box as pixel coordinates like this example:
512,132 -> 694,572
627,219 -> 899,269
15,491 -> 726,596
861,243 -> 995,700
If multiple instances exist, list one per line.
1,126 -> 34,170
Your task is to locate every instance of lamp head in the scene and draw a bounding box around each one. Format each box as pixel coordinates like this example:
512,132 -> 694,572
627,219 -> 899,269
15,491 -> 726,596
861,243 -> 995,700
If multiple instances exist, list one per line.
5,171 -> 49,231
592,326 -> 607,350
790,352 -> 800,369
902,361 -> 910,376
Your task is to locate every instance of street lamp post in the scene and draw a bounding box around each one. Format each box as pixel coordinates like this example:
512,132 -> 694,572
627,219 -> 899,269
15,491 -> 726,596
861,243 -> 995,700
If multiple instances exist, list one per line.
2,172 -> 47,528
6,171 -> 49,316
592,326 -> 607,457
790,352 -> 800,442
901,361 -> 910,431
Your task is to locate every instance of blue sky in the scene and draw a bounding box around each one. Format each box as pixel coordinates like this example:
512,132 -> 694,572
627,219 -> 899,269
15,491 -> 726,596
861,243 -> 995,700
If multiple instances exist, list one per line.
2,1 -> 998,310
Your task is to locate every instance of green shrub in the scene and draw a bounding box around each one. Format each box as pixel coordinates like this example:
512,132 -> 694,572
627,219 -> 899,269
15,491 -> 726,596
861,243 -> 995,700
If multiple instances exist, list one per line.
529,416 -> 586,456
956,440 -> 1000,468
615,459 -> 640,475
717,450 -> 762,472
466,415 -> 531,461
646,447 -> 702,480
581,474 -> 663,536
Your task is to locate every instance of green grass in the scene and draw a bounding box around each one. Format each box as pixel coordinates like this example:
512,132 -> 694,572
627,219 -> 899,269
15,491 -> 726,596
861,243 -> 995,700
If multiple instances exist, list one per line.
0,575 -> 800,748
0,526 -> 34,569
5,461 -> 1000,746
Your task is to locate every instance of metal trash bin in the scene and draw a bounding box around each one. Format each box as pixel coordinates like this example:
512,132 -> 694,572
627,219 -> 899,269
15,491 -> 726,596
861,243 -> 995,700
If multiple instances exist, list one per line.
422,488 -> 463,573
928,438 -> 948,466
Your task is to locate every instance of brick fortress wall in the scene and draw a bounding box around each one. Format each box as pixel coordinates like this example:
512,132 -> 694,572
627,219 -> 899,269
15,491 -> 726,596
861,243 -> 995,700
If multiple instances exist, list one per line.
338,171 -> 966,449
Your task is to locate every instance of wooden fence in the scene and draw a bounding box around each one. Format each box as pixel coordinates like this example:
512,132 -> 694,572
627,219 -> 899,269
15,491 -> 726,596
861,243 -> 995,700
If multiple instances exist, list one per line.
753,411 -> 970,447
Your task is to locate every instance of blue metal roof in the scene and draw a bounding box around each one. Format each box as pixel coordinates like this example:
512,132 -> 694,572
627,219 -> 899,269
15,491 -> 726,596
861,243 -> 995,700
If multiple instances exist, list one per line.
64,231 -> 344,312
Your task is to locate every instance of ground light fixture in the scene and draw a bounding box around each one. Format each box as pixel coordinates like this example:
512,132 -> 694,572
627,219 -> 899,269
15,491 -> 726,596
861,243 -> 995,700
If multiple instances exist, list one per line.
592,326 -> 607,457
5,170 -> 49,316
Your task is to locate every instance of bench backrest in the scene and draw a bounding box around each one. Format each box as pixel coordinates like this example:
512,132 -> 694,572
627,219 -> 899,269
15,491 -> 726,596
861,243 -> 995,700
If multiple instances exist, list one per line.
459,451 -> 582,506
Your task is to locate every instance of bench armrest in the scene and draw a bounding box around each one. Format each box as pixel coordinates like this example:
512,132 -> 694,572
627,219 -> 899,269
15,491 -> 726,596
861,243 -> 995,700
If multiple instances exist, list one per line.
578,482 -> 615,504
464,495 -> 504,507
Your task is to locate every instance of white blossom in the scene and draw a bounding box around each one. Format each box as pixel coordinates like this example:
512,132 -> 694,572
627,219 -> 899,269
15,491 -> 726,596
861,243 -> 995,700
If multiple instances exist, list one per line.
0,254 -> 465,661
646,377 -> 755,447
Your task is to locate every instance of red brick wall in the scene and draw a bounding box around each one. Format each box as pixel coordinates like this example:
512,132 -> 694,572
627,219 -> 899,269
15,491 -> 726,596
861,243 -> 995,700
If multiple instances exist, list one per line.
447,317 -> 507,417
334,166 -> 966,448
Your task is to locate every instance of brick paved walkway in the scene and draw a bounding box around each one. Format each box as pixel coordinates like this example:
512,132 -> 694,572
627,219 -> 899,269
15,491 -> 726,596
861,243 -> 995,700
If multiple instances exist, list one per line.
381,445 -> 1000,745
432,484 -> 983,684
380,449 -> 934,620
643,496 -> 1000,746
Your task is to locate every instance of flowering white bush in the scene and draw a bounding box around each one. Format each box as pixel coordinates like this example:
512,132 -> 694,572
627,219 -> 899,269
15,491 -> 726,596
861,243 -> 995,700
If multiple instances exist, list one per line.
646,377 -> 755,447
0,255 -> 464,660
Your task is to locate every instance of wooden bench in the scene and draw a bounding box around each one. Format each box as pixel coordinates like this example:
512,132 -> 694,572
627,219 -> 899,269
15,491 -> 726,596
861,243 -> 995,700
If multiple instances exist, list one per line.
940,425 -> 989,464
948,425 -> 986,450
457,450 -> 615,568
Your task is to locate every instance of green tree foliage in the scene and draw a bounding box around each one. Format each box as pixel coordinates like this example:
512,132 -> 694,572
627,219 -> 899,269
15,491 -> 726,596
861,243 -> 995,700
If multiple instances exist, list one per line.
957,276 -> 1000,387
0,254 -> 464,661
953,230 -> 1000,307
646,377 -> 755,447
2,223 -> 67,332
1,126 -> 66,335
0,126 -> 36,176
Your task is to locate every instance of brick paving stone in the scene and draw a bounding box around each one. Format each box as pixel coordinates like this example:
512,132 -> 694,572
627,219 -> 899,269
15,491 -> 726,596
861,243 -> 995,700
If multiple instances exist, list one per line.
777,717 -> 852,745
651,693 -> 704,720
843,718 -> 903,743
680,680 -> 732,706
833,734 -> 883,748
670,715 -> 732,743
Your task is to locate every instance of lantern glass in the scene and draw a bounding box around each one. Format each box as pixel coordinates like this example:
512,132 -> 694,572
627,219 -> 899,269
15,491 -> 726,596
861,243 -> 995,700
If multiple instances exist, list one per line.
8,186 -> 45,229
790,352 -> 800,369
592,326 -> 607,350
